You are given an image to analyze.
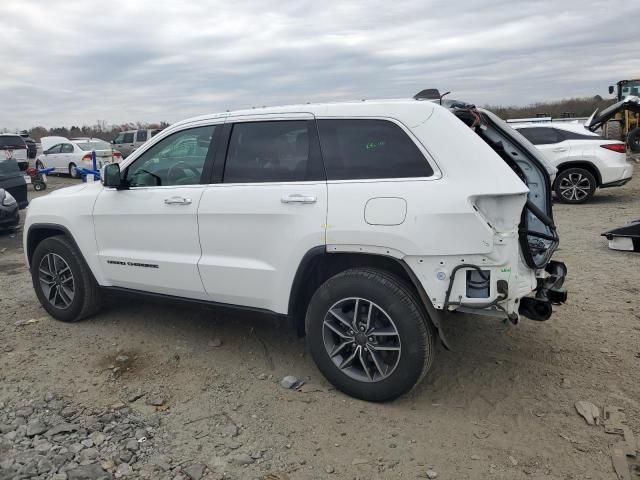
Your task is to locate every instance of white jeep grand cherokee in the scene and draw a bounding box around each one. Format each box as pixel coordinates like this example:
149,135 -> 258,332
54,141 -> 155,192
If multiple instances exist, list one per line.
25,97 -> 567,401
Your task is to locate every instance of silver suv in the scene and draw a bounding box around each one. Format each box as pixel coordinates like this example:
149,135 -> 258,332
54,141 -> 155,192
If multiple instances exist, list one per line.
111,129 -> 162,158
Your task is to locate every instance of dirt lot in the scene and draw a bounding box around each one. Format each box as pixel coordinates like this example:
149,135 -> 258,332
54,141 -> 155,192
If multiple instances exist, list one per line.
1,172 -> 639,480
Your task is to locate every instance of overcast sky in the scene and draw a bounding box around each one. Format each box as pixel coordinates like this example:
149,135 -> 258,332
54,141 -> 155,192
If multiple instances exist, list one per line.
0,0 -> 637,129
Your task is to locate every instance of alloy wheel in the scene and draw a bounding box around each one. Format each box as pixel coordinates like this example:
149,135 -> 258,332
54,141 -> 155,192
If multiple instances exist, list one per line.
558,173 -> 591,202
322,297 -> 401,383
38,253 -> 75,309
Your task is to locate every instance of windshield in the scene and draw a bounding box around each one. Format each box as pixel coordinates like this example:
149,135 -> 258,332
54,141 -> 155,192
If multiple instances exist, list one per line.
621,81 -> 640,99
75,140 -> 111,151
0,136 -> 26,148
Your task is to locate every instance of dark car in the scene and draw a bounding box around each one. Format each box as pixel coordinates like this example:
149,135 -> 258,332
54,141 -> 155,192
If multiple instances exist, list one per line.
0,134 -> 29,171
19,131 -> 37,159
0,157 -> 28,211
0,188 -> 20,230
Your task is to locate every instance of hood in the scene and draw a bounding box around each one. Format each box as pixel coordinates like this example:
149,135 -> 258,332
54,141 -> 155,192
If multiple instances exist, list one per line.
585,96 -> 640,131
41,136 -> 70,151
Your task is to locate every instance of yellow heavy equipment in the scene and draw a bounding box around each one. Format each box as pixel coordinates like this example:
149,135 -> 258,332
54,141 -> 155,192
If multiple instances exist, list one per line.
603,79 -> 640,152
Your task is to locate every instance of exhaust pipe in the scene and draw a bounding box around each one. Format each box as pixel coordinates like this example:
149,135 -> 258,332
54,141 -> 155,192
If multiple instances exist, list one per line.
519,297 -> 552,321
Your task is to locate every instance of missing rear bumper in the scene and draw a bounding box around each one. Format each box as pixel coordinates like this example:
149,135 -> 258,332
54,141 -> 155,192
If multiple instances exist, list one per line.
519,260 -> 568,321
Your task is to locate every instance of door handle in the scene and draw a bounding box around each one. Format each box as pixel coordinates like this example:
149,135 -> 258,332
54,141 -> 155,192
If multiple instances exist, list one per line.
164,196 -> 192,205
281,193 -> 317,204
552,147 -> 568,152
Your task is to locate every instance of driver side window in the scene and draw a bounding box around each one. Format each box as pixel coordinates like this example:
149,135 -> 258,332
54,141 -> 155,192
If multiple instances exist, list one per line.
125,125 -> 216,187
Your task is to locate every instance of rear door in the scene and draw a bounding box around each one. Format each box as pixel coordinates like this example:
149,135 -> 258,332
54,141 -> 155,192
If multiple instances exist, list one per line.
93,123 -> 220,298
42,144 -> 64,172
197,114 -> 327,313
60,143 -> 76,173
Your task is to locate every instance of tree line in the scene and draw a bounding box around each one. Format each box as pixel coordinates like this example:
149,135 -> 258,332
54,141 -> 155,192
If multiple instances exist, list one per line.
0,121 -> 171,142
2,95 -> 617,140
484,95 -> 614,120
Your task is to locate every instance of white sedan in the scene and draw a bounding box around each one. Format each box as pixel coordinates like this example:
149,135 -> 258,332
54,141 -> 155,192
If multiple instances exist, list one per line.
36,137 -> 123,178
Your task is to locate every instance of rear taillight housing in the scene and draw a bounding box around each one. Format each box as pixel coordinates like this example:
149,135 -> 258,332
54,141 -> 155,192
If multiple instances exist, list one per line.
81,153 -> 93,162
112,150 -> 122,161
601,143 -> 626,153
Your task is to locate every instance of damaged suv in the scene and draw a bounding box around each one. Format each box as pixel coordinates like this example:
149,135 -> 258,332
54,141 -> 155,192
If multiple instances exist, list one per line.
24,93 -> 567,401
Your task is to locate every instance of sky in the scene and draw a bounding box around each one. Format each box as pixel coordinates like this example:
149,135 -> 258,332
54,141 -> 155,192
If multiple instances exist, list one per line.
0,0 -> 638,129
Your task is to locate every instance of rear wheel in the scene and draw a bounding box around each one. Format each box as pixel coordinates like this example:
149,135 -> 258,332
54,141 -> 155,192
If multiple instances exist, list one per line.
627,127 -> 640,153
68,163 -> 79,179
604,120 -> 622,141
31,236 -> 102,322
306,268 -> 435,402
554,168 -> 597,204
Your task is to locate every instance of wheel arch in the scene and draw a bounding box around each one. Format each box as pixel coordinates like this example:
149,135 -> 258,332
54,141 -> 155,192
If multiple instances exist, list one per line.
288,247 -> 449,348
555,161 -> 602,186
26,224 -> 82,267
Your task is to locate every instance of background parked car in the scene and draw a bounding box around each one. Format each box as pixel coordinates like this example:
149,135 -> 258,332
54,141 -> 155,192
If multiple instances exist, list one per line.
19,130 -> 37,160
513,123 -> 633,203
0,134 -> 29,171
36,137 -> 123,178
112,128 -> 163,158
0,188 -> 20,230
0,156 -> 28,210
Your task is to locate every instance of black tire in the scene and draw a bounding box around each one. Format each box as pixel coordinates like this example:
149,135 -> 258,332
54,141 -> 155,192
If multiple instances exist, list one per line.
604,120 -> 622,141
69,163 -> 80,179
31,236 -> 102,322
627,127 -> 640,153
35,160 -> 44,170
553,168 -> 597,204
305,268 -> 435,402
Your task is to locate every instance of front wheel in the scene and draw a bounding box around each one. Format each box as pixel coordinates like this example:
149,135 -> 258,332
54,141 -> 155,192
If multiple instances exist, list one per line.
306,268 -> 435,402
31,236 -> 102,322
554,168 -> 597,204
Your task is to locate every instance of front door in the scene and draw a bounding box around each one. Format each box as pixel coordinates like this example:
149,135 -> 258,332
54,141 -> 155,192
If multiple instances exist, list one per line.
43,144 -> 64,172
93,124 -> 219,299
197,115 -> 327,313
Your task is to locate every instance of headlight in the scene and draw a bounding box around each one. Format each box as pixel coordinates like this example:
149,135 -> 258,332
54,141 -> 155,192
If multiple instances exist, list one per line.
2,191 -> 16,207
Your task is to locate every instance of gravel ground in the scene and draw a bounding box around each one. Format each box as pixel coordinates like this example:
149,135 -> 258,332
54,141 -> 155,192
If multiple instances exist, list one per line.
1,171 -> 639,480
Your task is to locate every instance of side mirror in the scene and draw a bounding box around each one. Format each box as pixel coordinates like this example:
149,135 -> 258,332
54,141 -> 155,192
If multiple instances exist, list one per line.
608,86 -> 614,95
103,163 -> 123,188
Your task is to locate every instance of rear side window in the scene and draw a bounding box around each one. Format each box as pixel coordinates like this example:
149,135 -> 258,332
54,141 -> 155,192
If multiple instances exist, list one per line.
556,129 -> 600,141
0,136 -> 26,149
517,127 -> 561,145
317,119 -> 433,180
223,121 -> 323,183
46,144 -> 63,154
61,144 -> 74,153
136,130 -> 148,142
